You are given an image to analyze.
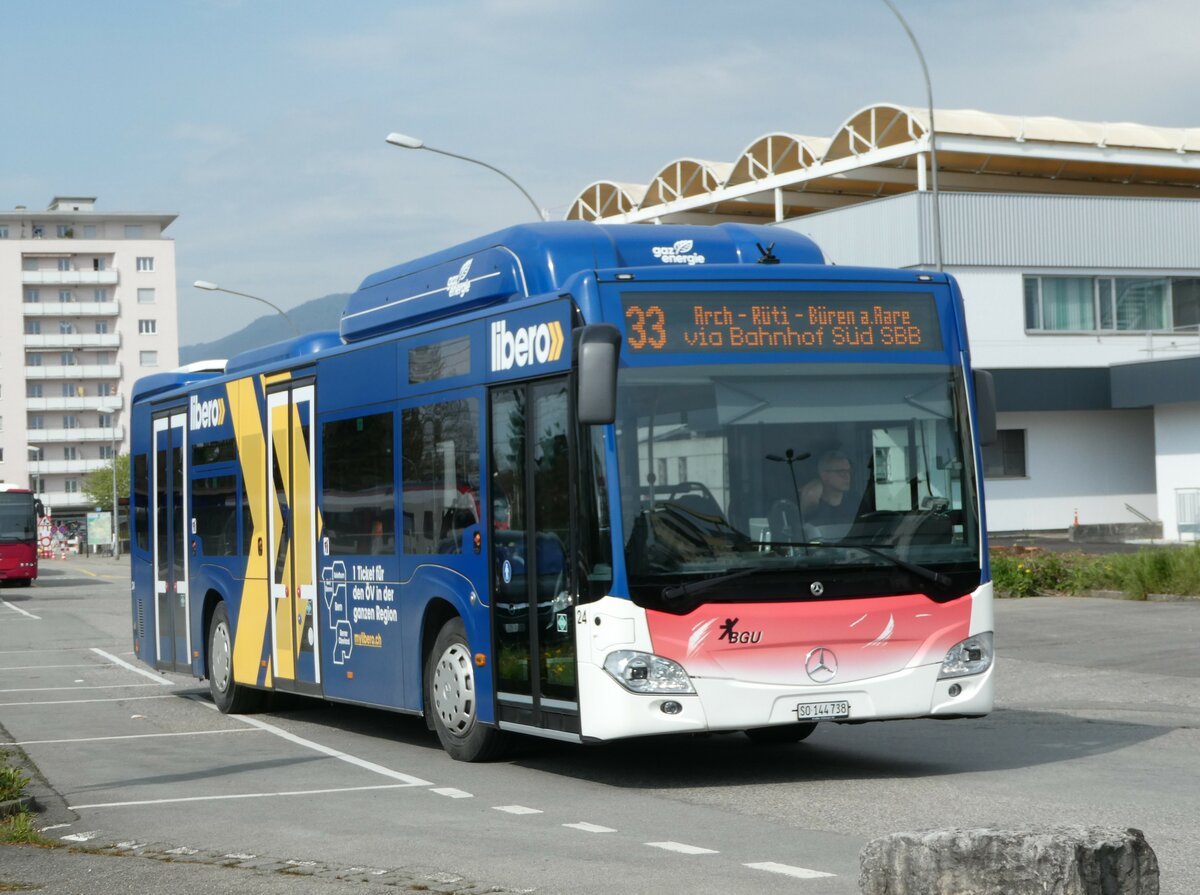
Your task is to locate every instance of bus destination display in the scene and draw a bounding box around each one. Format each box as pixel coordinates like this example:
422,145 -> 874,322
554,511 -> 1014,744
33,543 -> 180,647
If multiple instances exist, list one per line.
620,291 -> 943,354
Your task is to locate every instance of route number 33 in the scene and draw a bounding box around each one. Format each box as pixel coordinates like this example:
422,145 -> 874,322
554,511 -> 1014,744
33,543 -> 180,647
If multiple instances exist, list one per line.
625,304 -> 667,350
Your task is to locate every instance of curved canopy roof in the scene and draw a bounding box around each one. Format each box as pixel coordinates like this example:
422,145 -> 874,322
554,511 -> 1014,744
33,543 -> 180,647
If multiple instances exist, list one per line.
565,102 -> 1200,224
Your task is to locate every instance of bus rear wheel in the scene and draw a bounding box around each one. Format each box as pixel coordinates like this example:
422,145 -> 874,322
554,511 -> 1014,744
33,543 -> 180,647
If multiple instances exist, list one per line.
208,602 -> 265,714
426,618 -> 507,762
744,722 -> 817,744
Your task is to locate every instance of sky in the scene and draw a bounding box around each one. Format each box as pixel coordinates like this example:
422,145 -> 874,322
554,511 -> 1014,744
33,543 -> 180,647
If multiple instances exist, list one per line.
4,0 -> 1197,344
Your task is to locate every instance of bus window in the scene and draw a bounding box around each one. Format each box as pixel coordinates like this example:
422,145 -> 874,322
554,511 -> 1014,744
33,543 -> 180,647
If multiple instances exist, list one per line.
193,474 -> 238,556
401,398 -> 480,555
133,454 -> 149,552
321,412 -> 395,556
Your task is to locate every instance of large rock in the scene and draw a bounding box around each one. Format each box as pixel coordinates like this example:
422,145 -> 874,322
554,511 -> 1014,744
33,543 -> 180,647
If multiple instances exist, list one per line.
859,827 -> 1158,895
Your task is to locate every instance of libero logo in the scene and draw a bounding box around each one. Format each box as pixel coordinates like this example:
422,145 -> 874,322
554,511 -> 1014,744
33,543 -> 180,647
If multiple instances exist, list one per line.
490,319 -> 565,372
189,394 -> 226,431
651,239 -> 706,265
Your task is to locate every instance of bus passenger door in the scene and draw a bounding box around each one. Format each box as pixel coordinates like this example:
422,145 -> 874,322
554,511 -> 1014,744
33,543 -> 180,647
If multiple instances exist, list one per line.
490,377 -> 579,736
152,409 -> 191,672
267,381 -> 322,693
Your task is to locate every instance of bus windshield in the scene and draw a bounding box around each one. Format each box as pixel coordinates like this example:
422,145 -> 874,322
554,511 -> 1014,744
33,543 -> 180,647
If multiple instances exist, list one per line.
0,492 -> 37,545
614,361 -> 982,607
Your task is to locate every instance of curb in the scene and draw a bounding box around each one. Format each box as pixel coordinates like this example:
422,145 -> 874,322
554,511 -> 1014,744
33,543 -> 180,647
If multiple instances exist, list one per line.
0,795 -> 37,819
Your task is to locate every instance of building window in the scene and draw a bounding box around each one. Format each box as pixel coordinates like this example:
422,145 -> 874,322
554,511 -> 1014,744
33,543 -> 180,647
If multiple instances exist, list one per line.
982,429 -> 1027,478
95,321 -> 109,334
22,258 -> 38,272
61,383 -> 76,398
65,479 -> 80,494
26,354 -> 43,367
94,288 -> 109,302
29,415 -> 44,430
56,224 -> 73,238
98,382 -> 114,397
63,447 -> 79,461
59,352 -> 77,366
98,413 -> 113,428
95,351 -> 113,364
92,257 -> 104,271
59,320 -> 76,335
124,225 -> 144,238
24,289 -> 40,303
27,384 -> 43,398
62,415 -> 79,429
32,226 -> 44,239
139,350 -> 158,367
0,448 -> 4,462
136,256 -> 154,272
31,477 -> 46,494
0,225 -> 7,238
57,258 -> 71,272
99,445 -> 114,460
138,319 -> 157,335
58,289 -> 73,303
24,321 -> 41,335
137,288 -> 155,304
1024,276 -> 1190,333
83,225 -> 96,239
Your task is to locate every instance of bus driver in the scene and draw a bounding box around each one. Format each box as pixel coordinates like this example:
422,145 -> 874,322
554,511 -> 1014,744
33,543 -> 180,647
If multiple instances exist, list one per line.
801,451 -> 858,528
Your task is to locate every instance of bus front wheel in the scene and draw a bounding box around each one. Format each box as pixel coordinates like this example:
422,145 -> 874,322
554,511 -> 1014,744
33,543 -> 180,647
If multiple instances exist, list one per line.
426,618 -> 507,762
208,602 -> 265,714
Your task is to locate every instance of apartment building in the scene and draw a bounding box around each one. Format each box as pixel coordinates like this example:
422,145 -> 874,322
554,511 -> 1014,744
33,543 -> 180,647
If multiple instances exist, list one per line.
566,104 -> 1200,539
0,196 -> 179,525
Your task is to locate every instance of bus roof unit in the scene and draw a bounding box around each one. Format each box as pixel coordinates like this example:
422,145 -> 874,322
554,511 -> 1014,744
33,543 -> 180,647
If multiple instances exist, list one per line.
339,221 -> 825,343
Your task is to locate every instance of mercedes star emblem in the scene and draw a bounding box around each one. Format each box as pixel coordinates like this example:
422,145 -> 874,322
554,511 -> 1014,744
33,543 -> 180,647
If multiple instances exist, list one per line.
810,581 -> 824,596
805,646 -> 838,683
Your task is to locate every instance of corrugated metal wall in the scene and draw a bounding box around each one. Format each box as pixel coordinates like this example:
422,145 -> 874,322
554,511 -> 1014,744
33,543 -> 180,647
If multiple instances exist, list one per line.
784,192 -> 1200,270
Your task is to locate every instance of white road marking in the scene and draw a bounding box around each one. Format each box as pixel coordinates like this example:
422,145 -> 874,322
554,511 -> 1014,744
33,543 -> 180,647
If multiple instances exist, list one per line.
0,663 -> 108,671
493,805 -> 543,815
190,696 -> 432,785
0,694 -> 178,707
431,787 -> 473,799
645,841 -> 719,855
165,846 -> 200,856
14,728 -> 261,746
745,861 -> 836,879
0,684 -> 162,693
39,824 -> 72,832
71,782 -> 420,810
61,831 -> 101,842
0,601 -> 40,620
563,822 -> 617,833
91,648 -> 174,685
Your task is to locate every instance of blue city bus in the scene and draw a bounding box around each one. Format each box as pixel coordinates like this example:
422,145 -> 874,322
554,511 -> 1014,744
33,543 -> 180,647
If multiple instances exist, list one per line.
130,222 -> 996,761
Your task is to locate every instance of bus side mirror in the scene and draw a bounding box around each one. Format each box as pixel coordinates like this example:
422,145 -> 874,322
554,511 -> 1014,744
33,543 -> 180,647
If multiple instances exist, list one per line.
576,324 -> 621,425
973,369 -> 997,446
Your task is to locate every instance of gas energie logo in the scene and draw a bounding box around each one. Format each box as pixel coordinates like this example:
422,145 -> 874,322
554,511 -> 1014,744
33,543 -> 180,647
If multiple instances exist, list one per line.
446,259 -> 473,299
651,239 -> 706,265
189,394 -> 226,431
490,319 -> 564,372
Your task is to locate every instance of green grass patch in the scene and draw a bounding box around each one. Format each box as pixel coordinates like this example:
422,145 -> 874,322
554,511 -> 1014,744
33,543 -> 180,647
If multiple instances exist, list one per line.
0,766 -> 29,804
991,543 -> 1200,598
0,811 -> 51,847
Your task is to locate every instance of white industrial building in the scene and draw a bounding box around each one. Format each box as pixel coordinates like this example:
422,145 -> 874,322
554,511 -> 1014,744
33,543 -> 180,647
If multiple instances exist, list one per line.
0,196 -> 179,524
567,105 -> 1200,539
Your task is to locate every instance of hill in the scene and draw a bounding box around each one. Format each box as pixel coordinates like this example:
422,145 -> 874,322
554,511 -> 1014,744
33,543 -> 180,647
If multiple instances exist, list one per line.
178,292 -> 349,364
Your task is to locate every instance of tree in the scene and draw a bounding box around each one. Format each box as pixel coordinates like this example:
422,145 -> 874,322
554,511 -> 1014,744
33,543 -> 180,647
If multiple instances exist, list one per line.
84,453 -> 130,514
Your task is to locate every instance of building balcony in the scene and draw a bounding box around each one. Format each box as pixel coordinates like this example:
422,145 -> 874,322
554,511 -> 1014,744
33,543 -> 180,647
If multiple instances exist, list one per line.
22,270 -> 120,286
25,333 -> 121,350
29,459 -> 110,475
25,396 -> 124,413
23,301 -> 120,317
25,364 -> 122,380
27,427 -> 124,444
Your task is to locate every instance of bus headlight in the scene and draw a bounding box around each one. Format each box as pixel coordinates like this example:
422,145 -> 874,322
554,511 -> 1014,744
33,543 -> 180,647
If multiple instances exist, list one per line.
603,650 -> 695,694
938,631 -> 994,679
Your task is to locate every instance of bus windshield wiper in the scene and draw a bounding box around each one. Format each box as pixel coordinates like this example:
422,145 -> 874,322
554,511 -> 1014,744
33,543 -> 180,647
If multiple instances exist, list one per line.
661,567 -> 761,601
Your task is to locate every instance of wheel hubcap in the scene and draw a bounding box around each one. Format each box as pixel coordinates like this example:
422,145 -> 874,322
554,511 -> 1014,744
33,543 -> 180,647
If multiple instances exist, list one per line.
432,643 -> 475,735
212,621 -> 232,694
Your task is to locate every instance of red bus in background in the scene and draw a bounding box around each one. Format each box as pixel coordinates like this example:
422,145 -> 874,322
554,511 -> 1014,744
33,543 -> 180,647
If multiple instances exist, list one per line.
0,486 -> 39,586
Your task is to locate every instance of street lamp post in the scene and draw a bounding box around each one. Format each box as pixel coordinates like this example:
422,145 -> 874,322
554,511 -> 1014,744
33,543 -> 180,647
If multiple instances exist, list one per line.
385,132 -> 549,222
193,281 -> 300,337
881,0 -> 944,272
98,404 -> 120,559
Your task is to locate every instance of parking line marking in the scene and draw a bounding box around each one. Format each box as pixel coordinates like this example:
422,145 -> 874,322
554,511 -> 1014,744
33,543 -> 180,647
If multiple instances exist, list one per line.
744,862 -> 835,879
71,783 -> 420,810
0,663 -> 113,671
14,728 -> 262,746
493,805 -> 542,815
190,697 -> 432,786
431,787 -> 473,799
646,841 -> 719,855
564,822 -> 617,833
0,683 -> 163,693
91,648 -> 174,685
0,601 -> 40,620
0,695 -> 178,707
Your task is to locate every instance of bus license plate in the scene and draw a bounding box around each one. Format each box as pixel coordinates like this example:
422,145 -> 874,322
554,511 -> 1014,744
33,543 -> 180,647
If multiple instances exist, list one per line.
794,700 -> 850,721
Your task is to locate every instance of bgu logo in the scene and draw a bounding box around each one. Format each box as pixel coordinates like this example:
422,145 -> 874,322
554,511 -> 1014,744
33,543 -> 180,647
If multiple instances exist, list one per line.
446,259 -> 474,299
189,394 -> 226,431
718,617 -> 762,645
651,239 -> 706,265
490,318 -> 565,372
